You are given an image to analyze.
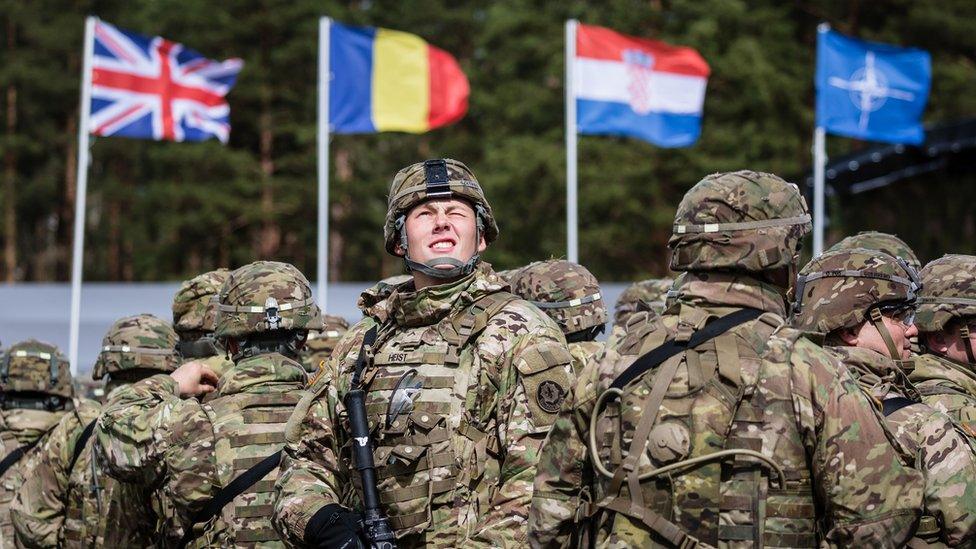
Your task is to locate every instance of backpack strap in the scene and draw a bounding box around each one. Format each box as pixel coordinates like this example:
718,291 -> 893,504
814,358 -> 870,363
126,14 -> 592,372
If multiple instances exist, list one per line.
881,396 -> 916,417
443,291 -> 519,349
68,420 -> 97,474
0,438 -> 41,477
178,450 -> 282,548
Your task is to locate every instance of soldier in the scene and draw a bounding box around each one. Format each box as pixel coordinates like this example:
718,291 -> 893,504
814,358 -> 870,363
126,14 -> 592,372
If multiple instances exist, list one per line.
95,261 -> 322,546
301,314 -> 350,374
828,230 -> 922,270
172,268 -> 234,379
791,247 -> 976,546
909,254 -> 976,435
512,259 -> 608,375
11,314 -> 182,548
272,158 -> 572,547
612,278 -> 673,328
0,340 -> 75,548
529,171 -> 924,548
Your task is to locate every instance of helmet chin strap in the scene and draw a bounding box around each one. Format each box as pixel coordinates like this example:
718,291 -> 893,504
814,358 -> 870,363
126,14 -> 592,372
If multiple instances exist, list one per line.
869,307 -> 904,361
960,324 -> 976,365
397,206 -> 485,281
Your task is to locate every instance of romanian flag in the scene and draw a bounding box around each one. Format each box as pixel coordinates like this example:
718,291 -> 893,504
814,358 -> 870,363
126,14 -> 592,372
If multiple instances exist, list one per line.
329,22 -> 469,133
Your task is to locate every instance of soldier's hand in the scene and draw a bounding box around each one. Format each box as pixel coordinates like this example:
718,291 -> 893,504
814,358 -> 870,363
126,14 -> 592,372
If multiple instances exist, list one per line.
305,503 -> 366,549
170,361 -> 220,397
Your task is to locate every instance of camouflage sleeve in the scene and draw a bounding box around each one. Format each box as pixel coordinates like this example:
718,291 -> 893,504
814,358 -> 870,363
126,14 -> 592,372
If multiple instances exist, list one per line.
11,401 -> 100,548
94,373 -> 182,486
272,322 -> 368,546
528,344 -> 606,549
469,314 -> 573,548
787,338 -> 924,547
907,408 -> 976,546
158,396 -> 219,516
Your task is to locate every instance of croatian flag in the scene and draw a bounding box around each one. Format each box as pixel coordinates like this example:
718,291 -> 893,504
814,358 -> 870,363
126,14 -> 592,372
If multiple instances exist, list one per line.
89,20 -> 243,143
574,24 -> 709,147
329,22 -> 469,134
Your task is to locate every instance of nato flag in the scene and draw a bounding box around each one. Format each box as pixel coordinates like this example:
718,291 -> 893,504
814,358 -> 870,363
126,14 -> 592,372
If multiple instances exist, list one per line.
815,25 -> 931,145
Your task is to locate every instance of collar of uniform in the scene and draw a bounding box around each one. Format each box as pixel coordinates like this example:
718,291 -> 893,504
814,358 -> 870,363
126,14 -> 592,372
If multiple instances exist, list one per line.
388,262 -> 504,328
218,352 -> 308,395
671,271 -> 787,316
0,407 -> 65,444
909,352 -> 976,396
828,345 -> 918,400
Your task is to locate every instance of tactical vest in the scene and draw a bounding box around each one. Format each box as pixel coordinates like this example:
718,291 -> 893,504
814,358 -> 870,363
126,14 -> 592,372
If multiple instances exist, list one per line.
0,410 -> 64,547
589,307 -> 818,548
568,340 -> 605,377
355,291 -> 517,544
190,382 -> 303,546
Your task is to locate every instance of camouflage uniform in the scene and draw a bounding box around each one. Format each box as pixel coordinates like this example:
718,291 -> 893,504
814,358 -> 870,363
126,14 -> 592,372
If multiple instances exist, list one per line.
791,248 -> 976,546
301,314 -> 350,375
11,315 -> 182,548
95,261 -> 323,547
910,255 -> 976,435
273,159 -> 572,548
511,259 -> 608,376
529,171 -> 924,548
0,340 -> 75,548
172,268 -> 235,380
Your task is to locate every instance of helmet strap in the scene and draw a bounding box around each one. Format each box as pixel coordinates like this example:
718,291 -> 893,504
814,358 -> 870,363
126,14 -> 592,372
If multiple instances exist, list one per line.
869,307 -> 903,361
398,207 -> 484,281
960,324 -> 976,365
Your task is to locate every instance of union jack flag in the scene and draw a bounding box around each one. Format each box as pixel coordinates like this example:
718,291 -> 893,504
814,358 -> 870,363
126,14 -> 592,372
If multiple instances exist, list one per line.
89,20 -> 243,143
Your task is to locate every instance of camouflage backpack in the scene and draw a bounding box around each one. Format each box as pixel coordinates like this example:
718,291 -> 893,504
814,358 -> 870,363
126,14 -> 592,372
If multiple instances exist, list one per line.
511,259 -> 607,340
916,254 -> 976,363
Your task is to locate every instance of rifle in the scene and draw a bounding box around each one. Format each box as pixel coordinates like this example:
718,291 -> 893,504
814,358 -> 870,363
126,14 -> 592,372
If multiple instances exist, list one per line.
345,326 -> 397,549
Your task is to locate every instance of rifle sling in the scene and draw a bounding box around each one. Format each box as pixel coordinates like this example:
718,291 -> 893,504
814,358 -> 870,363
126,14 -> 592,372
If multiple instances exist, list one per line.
68,420 -> 97,474
0,438 -> 41,477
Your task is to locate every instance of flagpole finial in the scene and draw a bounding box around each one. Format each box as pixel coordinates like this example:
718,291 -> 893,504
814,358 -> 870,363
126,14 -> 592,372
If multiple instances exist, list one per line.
818,22 -> 831,33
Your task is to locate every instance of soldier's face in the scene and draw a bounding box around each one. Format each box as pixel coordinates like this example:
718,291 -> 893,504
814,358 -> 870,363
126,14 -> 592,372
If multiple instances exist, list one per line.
399,197 -> 486,268
848,314 -> 918,359
924,321 -> 976,363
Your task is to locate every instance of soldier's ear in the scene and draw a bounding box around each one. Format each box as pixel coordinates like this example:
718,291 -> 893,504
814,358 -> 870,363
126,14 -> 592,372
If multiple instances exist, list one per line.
477,235 -> 487,253
925,331 -> 949,354
837,326 -> 860,347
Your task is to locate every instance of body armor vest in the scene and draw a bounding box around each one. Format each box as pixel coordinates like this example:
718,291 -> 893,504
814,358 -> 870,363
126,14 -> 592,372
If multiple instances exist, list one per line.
590,307 -> 817,548
910,353 -> 976,433
1,409 -> 64,547
355,292 -> 516,545
191,377 -> 303,547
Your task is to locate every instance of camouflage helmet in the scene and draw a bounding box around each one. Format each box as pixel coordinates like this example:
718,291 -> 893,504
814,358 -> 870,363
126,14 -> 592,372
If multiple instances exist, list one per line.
614,278 -> 673,327
172,268 -> 231,334
214,261 -> 323,339
92,314 -> 181,381
512,260 -> 607,337
828,231 -> 921,271
494,267 -> 524,285
0,339 -> 72,399
915,254 -> 976,333
791,248 -> 920,336
669,171 -> 811,273
302,314 -> 350,373
383,159 -> 498,279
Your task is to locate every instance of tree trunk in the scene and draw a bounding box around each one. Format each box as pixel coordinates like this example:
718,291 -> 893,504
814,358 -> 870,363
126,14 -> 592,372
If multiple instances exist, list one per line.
3,18 -> 17,281
258,89 -> 279,258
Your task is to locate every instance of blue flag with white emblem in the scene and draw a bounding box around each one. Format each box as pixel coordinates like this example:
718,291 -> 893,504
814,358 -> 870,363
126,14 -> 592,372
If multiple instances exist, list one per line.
815,26 -> 931,145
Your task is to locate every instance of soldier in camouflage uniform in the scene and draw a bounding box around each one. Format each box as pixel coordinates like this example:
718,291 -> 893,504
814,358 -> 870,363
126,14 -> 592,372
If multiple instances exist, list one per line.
529,171 -> 924,548
791,247 -> 976,546
0,341 -> 75,548
301,315 -> 350,375
172,268 -> 234,380
272,158 -> 572,548
95,261 -> 323,546
909,255 -> 976,436
512,259 -> 608,375
11,315 -> 182,548
828,230 -> 922,271
612,278 -> 673,329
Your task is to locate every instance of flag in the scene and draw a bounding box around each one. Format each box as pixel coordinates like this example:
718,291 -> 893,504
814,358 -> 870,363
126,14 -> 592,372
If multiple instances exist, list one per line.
89,20 -> 243,143
329,22 -> 469,134
573,24 -> 709,147
815,26 -> 931,145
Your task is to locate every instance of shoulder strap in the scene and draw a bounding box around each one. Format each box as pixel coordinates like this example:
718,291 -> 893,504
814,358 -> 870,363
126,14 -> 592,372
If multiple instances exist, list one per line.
178,450 -> 282,548
0,438 -> 41,477
448,291 -> 519,348
882,396 -> 917,417
68,420 -> 97,474
610,308 -> 763,391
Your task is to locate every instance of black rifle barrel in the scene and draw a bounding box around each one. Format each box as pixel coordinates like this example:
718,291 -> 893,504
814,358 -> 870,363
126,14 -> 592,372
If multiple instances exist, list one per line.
344,388 -> 397,549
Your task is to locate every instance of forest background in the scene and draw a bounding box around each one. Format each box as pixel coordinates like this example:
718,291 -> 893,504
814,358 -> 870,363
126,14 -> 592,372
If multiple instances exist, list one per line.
2,0 -> 975,284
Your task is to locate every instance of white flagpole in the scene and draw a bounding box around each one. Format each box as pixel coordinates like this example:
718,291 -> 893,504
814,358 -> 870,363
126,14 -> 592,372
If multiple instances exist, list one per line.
813,126 -> 826,257
316,17 -> 331,312
68,16 -> 96,375
565,19 -> 579,263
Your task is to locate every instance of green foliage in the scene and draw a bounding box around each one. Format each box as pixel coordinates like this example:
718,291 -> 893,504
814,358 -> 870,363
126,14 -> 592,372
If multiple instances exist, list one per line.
0,0 -> 973,284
